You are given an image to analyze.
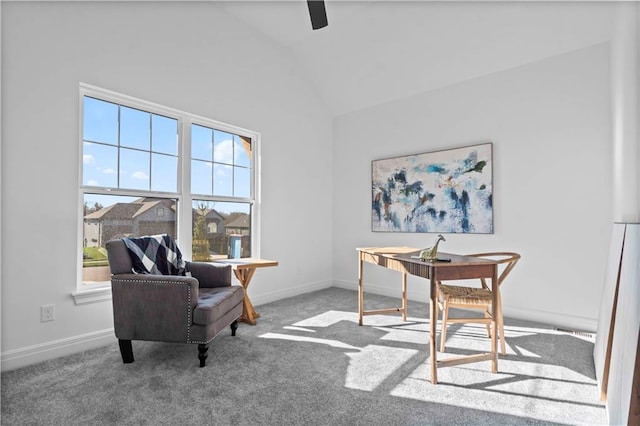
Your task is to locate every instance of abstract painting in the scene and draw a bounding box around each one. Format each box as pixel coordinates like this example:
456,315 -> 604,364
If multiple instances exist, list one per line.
372,143 -> 493,233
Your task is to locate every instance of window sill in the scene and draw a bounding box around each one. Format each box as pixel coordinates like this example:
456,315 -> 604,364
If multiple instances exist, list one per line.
71,286 -> 112,305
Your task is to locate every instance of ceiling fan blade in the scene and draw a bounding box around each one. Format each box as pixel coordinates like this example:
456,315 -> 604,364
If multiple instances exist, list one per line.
307,0 -> 328,30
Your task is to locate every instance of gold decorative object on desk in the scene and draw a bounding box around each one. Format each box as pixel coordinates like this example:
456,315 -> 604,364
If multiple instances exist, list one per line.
419,234 -> 446,261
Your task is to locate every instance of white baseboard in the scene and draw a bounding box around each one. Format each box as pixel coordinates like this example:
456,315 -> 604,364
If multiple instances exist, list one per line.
332,280 -> 598,333
502,306 -> 598,333
251,279 -> 333,307
1,329 -> 116,372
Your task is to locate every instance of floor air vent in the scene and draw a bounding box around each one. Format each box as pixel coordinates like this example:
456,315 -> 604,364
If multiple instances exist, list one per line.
554,327 -> 595,339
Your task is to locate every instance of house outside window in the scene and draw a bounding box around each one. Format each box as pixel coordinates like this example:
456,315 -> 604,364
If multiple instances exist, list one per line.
79,84 -> 259,290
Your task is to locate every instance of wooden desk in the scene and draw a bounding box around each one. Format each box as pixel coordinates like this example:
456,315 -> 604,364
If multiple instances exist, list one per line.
214,258 -> 278,325
357,246 -> 499,384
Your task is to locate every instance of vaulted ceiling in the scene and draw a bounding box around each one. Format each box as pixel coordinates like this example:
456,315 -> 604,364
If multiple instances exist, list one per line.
222,1 -> 615,116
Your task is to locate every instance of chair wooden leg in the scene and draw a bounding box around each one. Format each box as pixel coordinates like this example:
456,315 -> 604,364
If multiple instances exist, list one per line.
498,309 -> 506,355
198,343 -> 208,368
440,299 -> 450,353
484,309 -> 492,337
118,339 -> 134,364
498,316 -> 507,355
495,290 -> 506,355
230,320 -> 239,337
434,287 -> 439,332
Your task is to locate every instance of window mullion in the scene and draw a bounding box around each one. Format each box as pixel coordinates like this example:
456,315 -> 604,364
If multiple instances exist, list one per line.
148,112 -> 153,191
210,129 -> 215,197
178,119 -> 193,260
117,105 -> 121,189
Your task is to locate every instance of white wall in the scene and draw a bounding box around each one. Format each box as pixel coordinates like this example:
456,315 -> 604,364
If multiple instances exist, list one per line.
332,43 -> 612,332
1,2 -> 333,369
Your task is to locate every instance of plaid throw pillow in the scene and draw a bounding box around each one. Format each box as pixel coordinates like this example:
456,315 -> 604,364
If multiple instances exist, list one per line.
122,234 -> 186,275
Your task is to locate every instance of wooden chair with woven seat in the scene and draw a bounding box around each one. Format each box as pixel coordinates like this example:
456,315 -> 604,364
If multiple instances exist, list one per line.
438,252 -> 520,355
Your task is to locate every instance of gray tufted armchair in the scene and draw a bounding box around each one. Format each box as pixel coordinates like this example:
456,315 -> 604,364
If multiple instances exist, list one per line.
106,238 -> 244,367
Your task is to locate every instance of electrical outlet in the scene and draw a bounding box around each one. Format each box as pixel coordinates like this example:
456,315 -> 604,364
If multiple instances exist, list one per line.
41,304 -> 55,322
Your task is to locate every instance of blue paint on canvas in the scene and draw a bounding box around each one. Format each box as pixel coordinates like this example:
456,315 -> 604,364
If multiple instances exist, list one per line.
371,143 -> 493,234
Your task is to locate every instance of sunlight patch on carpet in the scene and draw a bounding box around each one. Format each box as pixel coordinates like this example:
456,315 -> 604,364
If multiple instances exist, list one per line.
283,326 -> 316,333
259,332 -> 359,350
258,308 -> 602,423
375,326 -> 429,345
345,345 -> 417,391
292,310 -> 429,329
292,310 -> 357,328
390,359 -> 602,424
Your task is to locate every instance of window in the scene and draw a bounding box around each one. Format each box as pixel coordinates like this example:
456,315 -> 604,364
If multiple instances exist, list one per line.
191,124 -> 252,198
78,84 -> 259,290
83,97 -> 179,192
192,200 -> 251,261
190,123 -> 253,262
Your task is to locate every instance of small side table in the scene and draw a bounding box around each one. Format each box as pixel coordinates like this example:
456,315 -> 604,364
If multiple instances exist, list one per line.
214,258 -> 278,325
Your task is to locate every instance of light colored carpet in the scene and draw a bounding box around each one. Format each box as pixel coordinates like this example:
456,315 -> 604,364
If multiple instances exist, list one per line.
1,287 -> 606,425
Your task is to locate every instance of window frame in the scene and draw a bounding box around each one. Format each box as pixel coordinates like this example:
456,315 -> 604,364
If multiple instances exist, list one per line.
75,83 -> 261,301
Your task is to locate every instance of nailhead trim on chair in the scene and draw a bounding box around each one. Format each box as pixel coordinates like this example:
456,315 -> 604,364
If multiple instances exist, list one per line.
186,284 -> 192,343
189,337 -> 216,345
114,278 -> 193,343
188,315 -> 242,345
187,315 -> 243,344
114,278 -> 240,345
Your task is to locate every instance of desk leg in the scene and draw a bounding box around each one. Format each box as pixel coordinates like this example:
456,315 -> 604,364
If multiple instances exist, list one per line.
491,264 -> 498,373
402,272 -> 407,321
430,272 -> 438,384
235,268 -> 258,325
358,254 -> 364,326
